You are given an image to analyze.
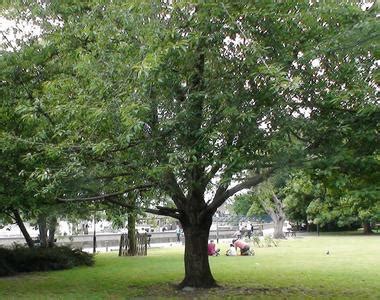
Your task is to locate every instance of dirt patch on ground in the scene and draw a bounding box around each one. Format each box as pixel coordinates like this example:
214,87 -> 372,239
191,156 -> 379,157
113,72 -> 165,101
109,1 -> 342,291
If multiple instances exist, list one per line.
131,284 -> 339,299
0,272 -> 47,281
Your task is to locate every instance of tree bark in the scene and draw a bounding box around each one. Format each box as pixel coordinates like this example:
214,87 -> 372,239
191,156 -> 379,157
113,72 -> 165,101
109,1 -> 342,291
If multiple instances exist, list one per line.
48,216 -> 57,247
127,212 -> 137,256
12,210 -> 34,248
38,214 -> 48,248
179,212 -> 217,289
363,222 -> 373,234
263,195 -> 285,239
273,216 -> 285,239
305,218 -> 310,232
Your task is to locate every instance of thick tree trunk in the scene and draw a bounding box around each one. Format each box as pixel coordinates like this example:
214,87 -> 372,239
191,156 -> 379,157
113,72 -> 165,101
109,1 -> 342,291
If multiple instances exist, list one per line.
179,213 -> 217,289
363,222 -> 373,234
12,210 -> 34,248
305,219 -> 310,232
127,212 -> 137,256
306,224 -> 310,232
273,216 -> 285,239
264,195 -> 285,239
48,216 -> 57,247
38,214 -> 48,248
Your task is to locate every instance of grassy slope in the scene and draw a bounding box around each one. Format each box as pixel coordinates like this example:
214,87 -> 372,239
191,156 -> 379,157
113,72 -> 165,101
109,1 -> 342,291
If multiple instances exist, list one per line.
0,234 -> 379,299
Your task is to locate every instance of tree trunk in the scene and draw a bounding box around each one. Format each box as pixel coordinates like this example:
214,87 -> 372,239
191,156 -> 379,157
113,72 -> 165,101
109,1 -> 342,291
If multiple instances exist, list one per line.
38,214 -> 48,248
127,212 -> 137,256
48,216 -> 57,247
12,210 -> 34,248
273,216 -> 285,239
363,222 -> 373,234
264,195 -> 285,239
179,213 -> 217,289
305,219 -> 310,232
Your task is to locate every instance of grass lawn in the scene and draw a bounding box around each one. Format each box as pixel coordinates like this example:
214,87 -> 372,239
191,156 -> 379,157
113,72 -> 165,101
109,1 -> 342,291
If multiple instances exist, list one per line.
0,234 -> 379,299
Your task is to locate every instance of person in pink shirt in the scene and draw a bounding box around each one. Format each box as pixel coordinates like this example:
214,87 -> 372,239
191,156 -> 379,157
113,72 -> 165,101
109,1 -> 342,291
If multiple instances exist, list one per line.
207,240 -> 220,256
232,238 -> 251,255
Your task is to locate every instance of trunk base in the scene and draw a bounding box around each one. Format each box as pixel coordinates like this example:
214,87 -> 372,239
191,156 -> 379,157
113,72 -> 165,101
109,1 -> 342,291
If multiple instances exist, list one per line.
178,278 -> 219,289
180,215 -> 217,289
363,222 -> 373,235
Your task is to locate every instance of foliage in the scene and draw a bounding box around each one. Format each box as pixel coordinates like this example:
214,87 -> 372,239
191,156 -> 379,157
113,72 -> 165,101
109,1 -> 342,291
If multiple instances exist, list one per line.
283,172 -> 319,225
0,39 -> 96,241
0,245 -> 94,277
284,170 -> 380,230
233,173 -> 287,218
1,0 -> 379,286
3,1 -> 376,210
231,195 -> 254,217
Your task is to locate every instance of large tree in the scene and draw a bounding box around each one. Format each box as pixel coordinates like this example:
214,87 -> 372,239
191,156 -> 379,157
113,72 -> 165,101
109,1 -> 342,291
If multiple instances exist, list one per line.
2,0 -> 378,288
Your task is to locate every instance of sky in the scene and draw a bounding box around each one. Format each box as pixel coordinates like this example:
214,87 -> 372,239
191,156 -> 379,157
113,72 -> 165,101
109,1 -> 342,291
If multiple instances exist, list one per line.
0,16 -> 42,50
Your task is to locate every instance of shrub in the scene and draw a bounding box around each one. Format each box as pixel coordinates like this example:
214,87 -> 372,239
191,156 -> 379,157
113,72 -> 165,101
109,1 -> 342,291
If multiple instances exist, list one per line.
0,246 -> 94,277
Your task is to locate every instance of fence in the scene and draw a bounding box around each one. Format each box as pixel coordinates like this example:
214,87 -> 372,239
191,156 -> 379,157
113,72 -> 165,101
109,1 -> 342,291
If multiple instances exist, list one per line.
119,232 -> 147,256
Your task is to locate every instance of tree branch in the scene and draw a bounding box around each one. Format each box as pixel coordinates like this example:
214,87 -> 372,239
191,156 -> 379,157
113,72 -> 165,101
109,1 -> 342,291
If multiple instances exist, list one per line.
200,163 -> 222,191
57,184 -> 154,202
57,181 -> 182,219
205,169 -> 274,216
2,210 -> 16,221
107,199 -> 182,220
327,33 -> 380,53
144,206 -> 182,220
93,172 -> 134,180
2,32 -> 55,127
164,172 -> 187,208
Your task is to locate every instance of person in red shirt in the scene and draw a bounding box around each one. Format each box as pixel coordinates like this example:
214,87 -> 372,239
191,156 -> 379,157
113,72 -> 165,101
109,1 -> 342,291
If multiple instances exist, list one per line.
232,238 -> 251,256
207,240 -> 220,256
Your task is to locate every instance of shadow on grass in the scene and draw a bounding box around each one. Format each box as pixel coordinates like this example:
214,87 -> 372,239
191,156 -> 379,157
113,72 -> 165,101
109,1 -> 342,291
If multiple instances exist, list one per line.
132,283 -> 352,299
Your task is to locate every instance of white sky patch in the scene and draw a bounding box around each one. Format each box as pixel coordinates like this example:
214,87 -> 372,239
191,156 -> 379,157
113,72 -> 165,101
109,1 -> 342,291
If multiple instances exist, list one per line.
0,16 -> 42,50
311,58 -> 321,68
258,116 -> 270,131
244,79 -> 251,90
222,33 -> 251,60
223,34 -> 246,47
317,68 -> 325,76
361,1 -> 375,10
292,107 -> 312,118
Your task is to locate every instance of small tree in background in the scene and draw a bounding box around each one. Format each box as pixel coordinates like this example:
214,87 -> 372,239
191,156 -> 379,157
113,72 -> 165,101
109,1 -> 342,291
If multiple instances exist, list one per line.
235,173 -> 288,239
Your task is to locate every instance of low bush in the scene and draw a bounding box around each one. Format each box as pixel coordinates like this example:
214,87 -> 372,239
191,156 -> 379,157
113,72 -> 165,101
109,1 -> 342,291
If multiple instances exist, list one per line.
0,246 -> 94,277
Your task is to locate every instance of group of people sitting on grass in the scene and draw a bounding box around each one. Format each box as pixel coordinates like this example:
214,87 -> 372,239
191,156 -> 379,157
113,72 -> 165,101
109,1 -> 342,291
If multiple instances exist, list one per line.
207,238 -> 252,256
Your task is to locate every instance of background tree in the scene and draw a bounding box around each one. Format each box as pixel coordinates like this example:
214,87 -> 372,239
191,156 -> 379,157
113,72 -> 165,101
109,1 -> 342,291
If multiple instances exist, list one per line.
235,174 -> 288,239
283,172 -> 318,231
284,168 -> 380,234
0,40 -> 55,247
283,0 -> 379,231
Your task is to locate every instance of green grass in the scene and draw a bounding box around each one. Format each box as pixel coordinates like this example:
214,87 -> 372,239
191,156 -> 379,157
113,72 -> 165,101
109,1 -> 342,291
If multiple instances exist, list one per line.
0,234 -> 379,299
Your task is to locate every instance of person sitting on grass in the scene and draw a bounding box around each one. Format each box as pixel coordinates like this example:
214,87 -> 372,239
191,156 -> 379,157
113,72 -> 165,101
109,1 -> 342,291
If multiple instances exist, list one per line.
226,243 -> 237,256
207,240 -> 220,256
232,238 -> 251,256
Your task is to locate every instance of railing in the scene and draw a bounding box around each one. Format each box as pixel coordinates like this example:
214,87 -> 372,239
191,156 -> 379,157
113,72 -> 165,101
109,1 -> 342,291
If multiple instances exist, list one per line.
119,233 -> 147,256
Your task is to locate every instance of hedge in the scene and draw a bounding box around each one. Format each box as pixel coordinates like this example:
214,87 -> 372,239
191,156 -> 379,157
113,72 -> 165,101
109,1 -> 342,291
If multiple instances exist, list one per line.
0,245 -> 94,277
